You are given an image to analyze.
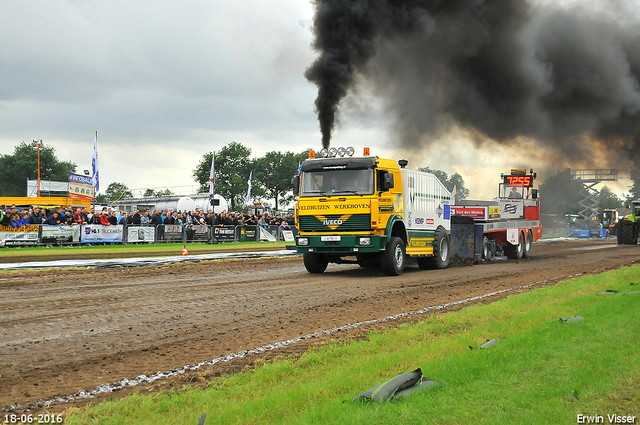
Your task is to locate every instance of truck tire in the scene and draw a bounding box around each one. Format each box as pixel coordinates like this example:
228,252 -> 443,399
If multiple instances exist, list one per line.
505,231 -> 524,259
417,227 -> 450,270
482,236 -> 490,260
523,229 -> 533,258
618,220 -> 638,245
303,252 -> 328,273
380,236 -> 405,276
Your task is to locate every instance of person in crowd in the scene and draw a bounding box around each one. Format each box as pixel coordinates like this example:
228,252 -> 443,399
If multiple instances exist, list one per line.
10,213 -> 23,228
286,214 -> 296,226
160,210 -> 170,225
44,211 -> 62,225
18,210 -> 30,227
118,211 -> 128,225
185,211 -> 194,226
2,206 -> 16,226
62,208 -> 75,225
257,214 -> 267,229
73,208 -> 85,225
108,211 -> 118,225
99,209 -> 110,225
150,210 -> 162,226
29,207 -> 45,224
131,210 -> 142,225
140,210 -> 150,225
83,207 -> 92,223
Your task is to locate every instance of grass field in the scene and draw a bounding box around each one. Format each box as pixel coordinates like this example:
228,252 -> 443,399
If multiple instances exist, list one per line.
62,265 -> 640,425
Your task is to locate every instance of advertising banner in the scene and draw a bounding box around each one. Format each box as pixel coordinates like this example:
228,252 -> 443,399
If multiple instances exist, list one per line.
68,174 -> 95,200
188,225 -> 211,242
41,225 -> 81,242
451,206 -> 488,220
127,226 -> 155,243
236,226 -> 258,242
499,199 -> 524,219
0,224 -> 39,247
163,225 -> 183,242
212,226 -> 235,242
81,225 -> 123,243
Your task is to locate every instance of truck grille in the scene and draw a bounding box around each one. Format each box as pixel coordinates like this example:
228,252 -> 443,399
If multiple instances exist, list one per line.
298,214 -> 371,232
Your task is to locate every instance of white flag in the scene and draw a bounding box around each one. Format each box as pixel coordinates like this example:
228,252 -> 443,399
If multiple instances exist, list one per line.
209,152 -> 215,198
246,171 -> 252,206
91,131 -> 99,192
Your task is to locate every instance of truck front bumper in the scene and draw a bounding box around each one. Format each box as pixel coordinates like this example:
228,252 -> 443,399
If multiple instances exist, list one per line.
295,234 -> 386,254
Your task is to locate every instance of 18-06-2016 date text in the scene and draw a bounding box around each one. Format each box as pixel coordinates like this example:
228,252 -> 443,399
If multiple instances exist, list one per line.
4,413 -> 63,423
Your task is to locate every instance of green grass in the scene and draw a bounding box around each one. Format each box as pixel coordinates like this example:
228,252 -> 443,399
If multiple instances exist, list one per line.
0,241 -> 288,259
65,266 -> 640,424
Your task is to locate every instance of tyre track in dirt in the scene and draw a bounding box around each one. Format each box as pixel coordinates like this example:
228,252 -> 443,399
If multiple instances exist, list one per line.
1,239 -> 638,412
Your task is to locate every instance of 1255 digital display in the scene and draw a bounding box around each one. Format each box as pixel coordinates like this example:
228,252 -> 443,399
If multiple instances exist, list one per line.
504,175 -> 533,187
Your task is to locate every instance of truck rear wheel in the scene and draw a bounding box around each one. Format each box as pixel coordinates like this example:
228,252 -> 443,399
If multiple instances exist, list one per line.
505,232 -> 524,259
380,236 -> 405,276
417,227 -> 450,270
522,230 -> 533,258
618,220 -> 638,245
482,236 -> 490,260
303,252 -> 328,273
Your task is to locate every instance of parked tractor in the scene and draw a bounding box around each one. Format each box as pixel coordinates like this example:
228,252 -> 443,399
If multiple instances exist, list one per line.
617,201 -> 640,244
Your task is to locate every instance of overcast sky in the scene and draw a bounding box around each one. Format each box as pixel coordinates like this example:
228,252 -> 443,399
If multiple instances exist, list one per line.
0,1 -> 634,202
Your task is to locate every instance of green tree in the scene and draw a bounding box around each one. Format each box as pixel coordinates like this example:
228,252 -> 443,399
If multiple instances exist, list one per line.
155,188 -> 174,197
417,166 -> 470,201
254,150 -> 309,210
0,141 -> 77,196
597,186 -> 623,209
105,182 -> 133,203
143,188 -> 156,197
192,142 -> 253,211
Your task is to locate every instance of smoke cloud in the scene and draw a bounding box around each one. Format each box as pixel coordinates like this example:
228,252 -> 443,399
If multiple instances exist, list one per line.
306,0 -> 640,169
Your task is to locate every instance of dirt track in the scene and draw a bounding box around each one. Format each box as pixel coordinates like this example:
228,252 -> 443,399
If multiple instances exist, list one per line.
1,239 -> 639,413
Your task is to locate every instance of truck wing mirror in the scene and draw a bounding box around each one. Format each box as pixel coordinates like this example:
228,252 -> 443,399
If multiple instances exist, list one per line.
292,174 -> 300,195
383,173 -> 394,191
532,189 -> 538,199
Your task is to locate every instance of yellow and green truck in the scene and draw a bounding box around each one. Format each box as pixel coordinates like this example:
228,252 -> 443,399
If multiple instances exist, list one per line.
293,149 -> 452,275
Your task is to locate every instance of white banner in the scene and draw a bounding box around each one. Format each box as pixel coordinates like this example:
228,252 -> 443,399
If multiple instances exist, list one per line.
0,225 -> 39,247
127,226 -> 155,243
81,225 -> 123,243
259,226 -> 277,242
41,225 -> 81,242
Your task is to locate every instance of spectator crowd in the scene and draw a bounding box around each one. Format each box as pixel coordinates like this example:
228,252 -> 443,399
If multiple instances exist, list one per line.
1,204 -> 296,231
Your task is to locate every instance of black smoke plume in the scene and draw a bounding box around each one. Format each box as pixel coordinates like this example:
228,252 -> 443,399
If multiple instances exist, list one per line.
306,0 -> 640,170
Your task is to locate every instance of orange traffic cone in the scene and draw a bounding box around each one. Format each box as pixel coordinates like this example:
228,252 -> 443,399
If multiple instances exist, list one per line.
182,245 -> 188,256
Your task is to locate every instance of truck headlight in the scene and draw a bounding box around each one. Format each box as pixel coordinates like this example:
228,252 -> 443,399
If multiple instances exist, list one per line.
297,237 -> 309,246
358,237 -> 372,246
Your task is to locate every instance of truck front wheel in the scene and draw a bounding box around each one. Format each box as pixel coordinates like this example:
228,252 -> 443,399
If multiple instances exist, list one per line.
417,227 -> 450,270
380,236 -> 405,276
303,252 -> 329,273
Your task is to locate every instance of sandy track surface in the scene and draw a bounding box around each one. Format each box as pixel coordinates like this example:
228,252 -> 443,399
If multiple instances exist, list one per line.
1,239 -> 638,412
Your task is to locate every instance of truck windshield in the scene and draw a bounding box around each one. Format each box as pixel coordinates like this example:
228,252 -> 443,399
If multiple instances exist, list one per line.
300,169 -> 374,197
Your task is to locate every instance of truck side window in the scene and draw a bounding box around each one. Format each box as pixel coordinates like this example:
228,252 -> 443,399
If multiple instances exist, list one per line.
377,169 -> 387,192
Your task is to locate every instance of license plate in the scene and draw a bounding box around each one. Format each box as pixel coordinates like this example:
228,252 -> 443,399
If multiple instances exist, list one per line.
321,236 -> 341,242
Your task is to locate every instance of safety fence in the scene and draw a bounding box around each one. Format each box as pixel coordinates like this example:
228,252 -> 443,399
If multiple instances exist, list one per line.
0,224 -> 299,247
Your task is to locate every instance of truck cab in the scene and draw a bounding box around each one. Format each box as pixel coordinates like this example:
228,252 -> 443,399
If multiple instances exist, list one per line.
294,148 -> 451,276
